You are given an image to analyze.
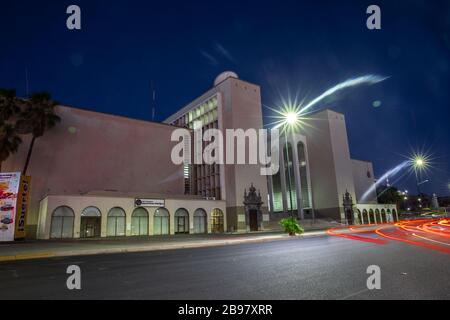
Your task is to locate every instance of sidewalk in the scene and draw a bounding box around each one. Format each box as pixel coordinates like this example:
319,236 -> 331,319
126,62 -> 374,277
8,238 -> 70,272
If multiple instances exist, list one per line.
0,230 -> 326,262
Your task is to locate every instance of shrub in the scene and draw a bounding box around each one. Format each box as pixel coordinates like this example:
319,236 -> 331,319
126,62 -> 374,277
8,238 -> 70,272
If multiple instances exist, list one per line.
279,217 -> 304,236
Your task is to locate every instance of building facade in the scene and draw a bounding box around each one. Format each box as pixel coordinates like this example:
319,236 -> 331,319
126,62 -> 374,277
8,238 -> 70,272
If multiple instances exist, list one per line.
37,193 -> 226,239
1,71 -> 397,239
164,72 -> 270,232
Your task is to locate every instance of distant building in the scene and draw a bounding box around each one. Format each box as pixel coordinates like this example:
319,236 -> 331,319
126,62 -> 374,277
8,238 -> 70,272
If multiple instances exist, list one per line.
2,72 -> 397,239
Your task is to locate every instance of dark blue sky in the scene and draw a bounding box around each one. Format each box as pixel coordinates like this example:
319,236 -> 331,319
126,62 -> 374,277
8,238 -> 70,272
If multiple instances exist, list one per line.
1,0 -> 449,196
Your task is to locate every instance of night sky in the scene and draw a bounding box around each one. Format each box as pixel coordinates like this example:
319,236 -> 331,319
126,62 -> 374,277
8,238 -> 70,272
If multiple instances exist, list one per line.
1,0 -> 449,196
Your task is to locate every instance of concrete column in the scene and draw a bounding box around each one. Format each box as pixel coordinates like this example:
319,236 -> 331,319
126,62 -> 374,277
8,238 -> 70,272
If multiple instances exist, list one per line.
279,143 -> 288,213
291,136 -> 304,220
189,211 -> 194,234
100,206 -> 109,238
267,174 -> 274,215
73,211 -> 81,239
148,208 -> 155,236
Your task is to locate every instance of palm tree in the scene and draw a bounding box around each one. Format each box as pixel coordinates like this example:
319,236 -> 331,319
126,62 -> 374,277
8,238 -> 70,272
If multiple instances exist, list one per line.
16,92 -> 61,175
0,89 -> 21,171
0,124 -> 22,171
0,89 -> 19,122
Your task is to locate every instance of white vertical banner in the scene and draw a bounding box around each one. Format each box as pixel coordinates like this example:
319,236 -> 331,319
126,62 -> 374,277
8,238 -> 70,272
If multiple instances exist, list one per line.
0,172 -> 21,241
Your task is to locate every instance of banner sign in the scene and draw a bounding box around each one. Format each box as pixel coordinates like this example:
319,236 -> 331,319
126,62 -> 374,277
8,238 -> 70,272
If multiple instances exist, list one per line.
0,172 -> 21,242
135,198 -> 165,207
15,175 -> 31,240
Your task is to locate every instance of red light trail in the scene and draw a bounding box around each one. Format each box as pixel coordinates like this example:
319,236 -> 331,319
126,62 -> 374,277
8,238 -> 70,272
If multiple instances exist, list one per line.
327,218 -> 450,255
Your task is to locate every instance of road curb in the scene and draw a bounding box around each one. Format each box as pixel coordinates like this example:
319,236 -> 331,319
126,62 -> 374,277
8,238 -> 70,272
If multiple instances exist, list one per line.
0,231 -> 327,262
0,252 -> 55,262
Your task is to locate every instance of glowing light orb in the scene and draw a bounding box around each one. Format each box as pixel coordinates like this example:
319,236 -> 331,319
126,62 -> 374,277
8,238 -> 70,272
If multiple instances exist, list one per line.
286,112 -> 298,125
415,158 -> 424,167
372,100 -> 382,108
408,152 -> 432,174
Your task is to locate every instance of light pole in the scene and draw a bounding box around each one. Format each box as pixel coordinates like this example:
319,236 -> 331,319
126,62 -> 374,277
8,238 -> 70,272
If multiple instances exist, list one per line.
413,156 -> 427,195
283,112 -> 298,219
416,179 -> 429,195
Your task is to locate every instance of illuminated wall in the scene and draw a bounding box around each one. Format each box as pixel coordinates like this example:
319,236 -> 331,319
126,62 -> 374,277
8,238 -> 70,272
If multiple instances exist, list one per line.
268,133 -> 313,218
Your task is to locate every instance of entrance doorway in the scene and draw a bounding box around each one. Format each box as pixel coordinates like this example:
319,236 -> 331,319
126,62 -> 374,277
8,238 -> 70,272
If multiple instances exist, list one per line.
175,208 -> 189,234
154,207 -> 170,235
249,209 -> 258,231
50,206 -> 74,239
211,208 -> 224,233
193,209 -> 207,234
345,209 -> 353,225
131,208 -> 149,236
80,206 -> 101,238
107,207 -> 126,237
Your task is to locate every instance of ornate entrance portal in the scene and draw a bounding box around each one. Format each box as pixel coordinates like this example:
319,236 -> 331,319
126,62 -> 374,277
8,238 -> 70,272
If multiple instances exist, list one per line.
244,183 -> 264,232
342,190 -> 354,225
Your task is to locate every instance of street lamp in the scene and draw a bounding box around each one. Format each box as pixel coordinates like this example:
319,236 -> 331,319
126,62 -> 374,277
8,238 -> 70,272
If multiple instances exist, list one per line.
416,179 -> 429,195
285,112 -> 298,125
411,155 -> 429,195
415,158 -> 424,168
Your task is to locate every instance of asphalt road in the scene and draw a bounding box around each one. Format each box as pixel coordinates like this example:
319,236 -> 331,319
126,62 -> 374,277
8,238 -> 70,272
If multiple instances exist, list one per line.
1,234 -> 450,299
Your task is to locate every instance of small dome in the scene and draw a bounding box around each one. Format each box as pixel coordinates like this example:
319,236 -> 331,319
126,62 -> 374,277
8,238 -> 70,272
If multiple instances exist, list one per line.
214,71 -> 238,86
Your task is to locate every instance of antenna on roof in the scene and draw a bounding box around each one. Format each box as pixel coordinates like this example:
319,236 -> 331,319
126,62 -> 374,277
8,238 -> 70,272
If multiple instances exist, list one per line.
25,67 -> 29,97
151,80 -> 156,121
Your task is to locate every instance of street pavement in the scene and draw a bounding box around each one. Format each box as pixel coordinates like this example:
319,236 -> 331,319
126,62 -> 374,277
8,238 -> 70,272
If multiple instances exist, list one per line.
0,231 -> 326,262
1,233 -> 450,299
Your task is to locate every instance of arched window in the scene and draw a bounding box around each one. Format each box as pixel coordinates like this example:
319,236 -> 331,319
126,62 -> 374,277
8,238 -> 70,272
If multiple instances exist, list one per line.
283,142 -> 297,211
131,208 -> 149,236
375,209 -> 381,224
50,206 -> 74,239
297,142 -> 311,209
271,168 -> 283,212
107,207 -> 126,237
269,137 -> 282,212
80,206 -> 101,238
175,208 -> 189,234
369,209 -> 375,224
386,209 -> 391,223
356,209 -> 363,225
211,208 -> 224,233
363,209 -> 369,224
154,207 -> 170,235
381,209 -> 387,223
82,206 -> 101,217
193,209 -> 207,234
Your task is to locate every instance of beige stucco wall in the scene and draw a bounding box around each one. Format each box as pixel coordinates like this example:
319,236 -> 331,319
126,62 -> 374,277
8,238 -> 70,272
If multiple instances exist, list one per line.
164,76 -> 270,232
38,194 -> 226,239
352,159 -> 377,204
297,109 -> 359,222
298,110 -> 341,220
225,79 -> 266,204
2,106 -> 185,238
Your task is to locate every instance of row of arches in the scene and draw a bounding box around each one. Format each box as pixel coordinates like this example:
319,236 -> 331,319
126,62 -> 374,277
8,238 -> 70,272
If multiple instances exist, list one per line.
50,206 -> 225,239
355,208 -> 397,225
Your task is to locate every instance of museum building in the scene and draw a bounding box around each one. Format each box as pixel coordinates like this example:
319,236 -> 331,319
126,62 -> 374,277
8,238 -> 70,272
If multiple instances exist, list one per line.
1,72 -> 397,239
